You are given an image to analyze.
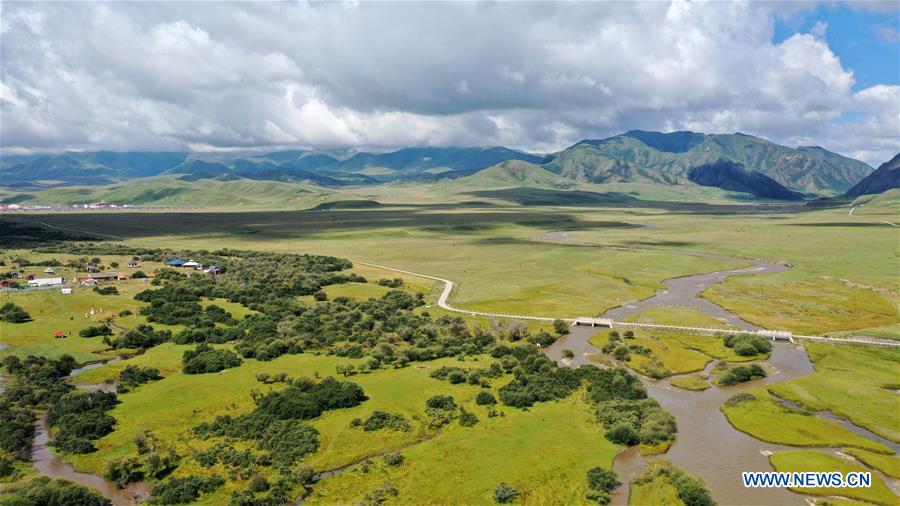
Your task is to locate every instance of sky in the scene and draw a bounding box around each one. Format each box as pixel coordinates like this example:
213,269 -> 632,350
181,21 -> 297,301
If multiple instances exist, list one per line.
1,1 -> 898,165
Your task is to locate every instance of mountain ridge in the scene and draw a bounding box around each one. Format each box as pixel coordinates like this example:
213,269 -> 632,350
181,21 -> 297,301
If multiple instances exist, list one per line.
0,131 -> 875,196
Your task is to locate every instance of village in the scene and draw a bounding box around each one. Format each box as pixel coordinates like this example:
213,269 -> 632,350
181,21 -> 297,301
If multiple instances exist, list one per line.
0,257 -> 222,291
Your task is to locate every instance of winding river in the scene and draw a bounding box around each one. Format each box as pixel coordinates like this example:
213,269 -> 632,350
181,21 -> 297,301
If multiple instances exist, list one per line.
544,260 -> 895,505
28,357 -> 147,505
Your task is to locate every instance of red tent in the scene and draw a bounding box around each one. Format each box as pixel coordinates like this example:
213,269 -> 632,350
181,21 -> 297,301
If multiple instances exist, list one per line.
54,331 -> 66,338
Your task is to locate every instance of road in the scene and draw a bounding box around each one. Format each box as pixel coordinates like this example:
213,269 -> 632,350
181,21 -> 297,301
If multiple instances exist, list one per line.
356,261 -> 900,347
9,219 -> 899,347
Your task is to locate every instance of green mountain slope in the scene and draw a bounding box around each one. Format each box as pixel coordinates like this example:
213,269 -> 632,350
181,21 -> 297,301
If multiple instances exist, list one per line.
843,153 -> 900,198
1,176 -> 363,209
446,160 -> 575,190
542,131 -> 873,195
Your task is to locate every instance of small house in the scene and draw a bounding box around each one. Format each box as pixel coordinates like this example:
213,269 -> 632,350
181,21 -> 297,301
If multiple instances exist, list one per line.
77,272 -> 125,283
10,271 -> 22,279
128,260 -> 140,268
166,259 -> 187,267
60,287 -> 72,294
44,267 -> 55,274
27,277 -> 64,288
26,274 -> 35,281
182,260 -> 201,269
206,265 -> 223,276
0,280 -> 9,288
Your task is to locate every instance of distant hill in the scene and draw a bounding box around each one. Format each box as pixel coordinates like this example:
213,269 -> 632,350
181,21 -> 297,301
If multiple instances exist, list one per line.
0,131 -> 874,200
1,146 -> 541,187
448,160 -> 575,190
0,176 -> 365,209
843,153 -> 900,198
542,130 -> 872,195
688,160 -> 803,200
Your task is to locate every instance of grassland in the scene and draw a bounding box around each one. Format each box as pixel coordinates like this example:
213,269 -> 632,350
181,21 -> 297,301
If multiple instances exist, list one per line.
670,374 -> 710,391
842,448 -> 900,479
307,392 -> 617,505
767,342 -> 900,443
769,451 -> 898,505
720,389 -> 893,453
585,316 -> 762,379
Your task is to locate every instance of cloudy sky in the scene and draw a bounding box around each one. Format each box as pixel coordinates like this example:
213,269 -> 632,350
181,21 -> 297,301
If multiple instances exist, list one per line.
1,1 -> 898,164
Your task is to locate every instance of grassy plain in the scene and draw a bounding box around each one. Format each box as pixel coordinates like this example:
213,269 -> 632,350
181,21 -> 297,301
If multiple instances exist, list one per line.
720,389 -> 893,453
769,451 -> 898,505
670,374 -> 710,391
842,448 -> 900,479
767,342 -> 900,443
307,392 -> 617,505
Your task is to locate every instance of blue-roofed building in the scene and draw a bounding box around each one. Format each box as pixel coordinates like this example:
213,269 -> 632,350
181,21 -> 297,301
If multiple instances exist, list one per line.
166,259 -> 186,266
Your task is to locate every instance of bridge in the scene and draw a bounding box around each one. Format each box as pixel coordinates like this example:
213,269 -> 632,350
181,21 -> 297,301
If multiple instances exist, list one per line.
354,261 -> 900,348
572,318 -> 795,342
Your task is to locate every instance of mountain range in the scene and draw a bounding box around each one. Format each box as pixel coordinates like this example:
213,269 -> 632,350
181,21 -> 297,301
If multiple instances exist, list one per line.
1,130 -> 887,201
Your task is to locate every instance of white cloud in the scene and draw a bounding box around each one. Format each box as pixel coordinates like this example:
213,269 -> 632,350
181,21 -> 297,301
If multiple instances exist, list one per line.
0,1 -> 896,164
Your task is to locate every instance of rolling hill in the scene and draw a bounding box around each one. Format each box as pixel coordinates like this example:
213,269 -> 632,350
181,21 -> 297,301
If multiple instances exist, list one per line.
0,176 -> 367,209
1,131 -> 876,202
542,131 -> 873,195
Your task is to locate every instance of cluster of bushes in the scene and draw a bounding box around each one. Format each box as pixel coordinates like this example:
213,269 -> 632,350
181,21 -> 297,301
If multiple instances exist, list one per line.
135,282 -> 235,327
93,286 -> 119,296
79,324 -> 113,338
116,365 -> 162,392
183,344 -> 243,374
595,398 -> 677,447
430,363 -> 503,386
0,355 -> 120,457
350,411 -> 412,432
47,390 -> 118,454
718,364 -> 766,386
494,346 -> 587,408
195,377 -> 365,469
0,302 -> 31,323
151,475 -> 226,505
108,324 -> 171,349
493,483 -> 518,503
377,278 -> 404,288
601,331 -> 633,361
0,477 -> 111,506
723,392 -> 756,407
585,467 -> 619,504
632,462 -> 716,506
723,334 -> 772,357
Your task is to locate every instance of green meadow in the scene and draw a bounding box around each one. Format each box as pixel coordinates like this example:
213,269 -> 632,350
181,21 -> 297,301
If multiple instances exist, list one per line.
1,183 -> 898,505
769,451 -> 898,505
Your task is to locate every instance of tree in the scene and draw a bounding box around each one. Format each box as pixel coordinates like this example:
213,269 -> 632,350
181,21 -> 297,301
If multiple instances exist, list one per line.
623,330 -> 634,339
562,349 -> 575,359
313,290 -> 327,301
493,483 -> 519,504
606,422 -> 639,445
383,451 -> 404,466
553,319 -> 570,335
0,302 -> 31,323
476,390 -> 497,405
131,271 -> 147,279
586,467 -> 619,492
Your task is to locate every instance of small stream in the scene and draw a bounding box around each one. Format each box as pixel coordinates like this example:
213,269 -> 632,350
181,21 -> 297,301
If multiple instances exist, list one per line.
543,261 -> 897,505
27,356 -> 144,505
32,415 -> 150,505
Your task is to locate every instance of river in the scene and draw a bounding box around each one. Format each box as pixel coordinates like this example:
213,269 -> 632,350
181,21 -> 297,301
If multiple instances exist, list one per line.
26,356 -> 144,505
542,260 -> 895,505
31,415 -> 150,505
